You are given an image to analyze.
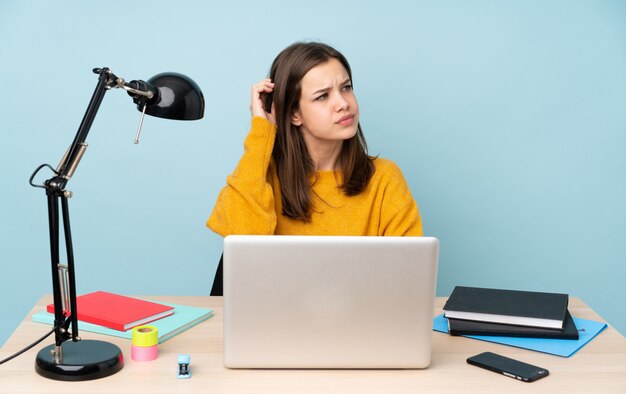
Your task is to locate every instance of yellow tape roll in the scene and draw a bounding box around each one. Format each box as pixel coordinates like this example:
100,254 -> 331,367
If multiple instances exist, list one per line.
132,325 -> 159,347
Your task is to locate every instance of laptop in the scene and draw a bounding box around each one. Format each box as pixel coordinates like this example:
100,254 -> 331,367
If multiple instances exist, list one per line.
223,235 -> 439,369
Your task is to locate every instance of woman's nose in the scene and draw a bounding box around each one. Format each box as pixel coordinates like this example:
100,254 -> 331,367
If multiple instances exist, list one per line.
335,93 -> 349,111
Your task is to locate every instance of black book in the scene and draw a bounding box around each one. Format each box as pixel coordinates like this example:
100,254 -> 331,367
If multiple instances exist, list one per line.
443,286 -> 568,329
447,310 -> 579,339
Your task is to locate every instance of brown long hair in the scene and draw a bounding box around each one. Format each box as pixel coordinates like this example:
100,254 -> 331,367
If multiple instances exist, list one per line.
269,42 -> 375,221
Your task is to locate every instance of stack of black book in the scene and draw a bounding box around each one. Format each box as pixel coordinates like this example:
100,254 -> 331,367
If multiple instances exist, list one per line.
443,286 -> 579,339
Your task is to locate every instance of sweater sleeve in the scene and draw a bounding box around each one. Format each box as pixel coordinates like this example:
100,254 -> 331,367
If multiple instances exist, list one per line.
378,161 -> 423,236
206,117 -> 278,236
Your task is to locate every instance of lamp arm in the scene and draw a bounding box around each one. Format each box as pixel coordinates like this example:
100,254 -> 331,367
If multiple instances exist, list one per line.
42,66 -> 156,347
50,68 -> 116,191
43,67 -> 117,348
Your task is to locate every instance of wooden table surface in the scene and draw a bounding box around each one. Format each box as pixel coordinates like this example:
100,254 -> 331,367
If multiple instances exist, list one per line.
1,296 -> 625,393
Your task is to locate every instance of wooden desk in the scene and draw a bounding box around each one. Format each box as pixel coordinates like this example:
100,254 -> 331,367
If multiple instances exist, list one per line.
1,297 -> 625,393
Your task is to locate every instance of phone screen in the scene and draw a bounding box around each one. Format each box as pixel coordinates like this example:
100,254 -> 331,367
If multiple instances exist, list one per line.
467,352 -> 549,382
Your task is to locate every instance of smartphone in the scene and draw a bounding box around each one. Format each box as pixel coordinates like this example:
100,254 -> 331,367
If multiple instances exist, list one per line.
467,352 -> 549,382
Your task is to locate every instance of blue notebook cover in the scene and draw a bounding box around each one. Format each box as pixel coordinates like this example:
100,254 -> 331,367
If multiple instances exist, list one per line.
433,314 -> 607,357
32,301 -> 213,344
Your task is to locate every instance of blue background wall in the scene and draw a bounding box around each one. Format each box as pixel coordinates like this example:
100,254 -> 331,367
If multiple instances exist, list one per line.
1,0 -> 624,347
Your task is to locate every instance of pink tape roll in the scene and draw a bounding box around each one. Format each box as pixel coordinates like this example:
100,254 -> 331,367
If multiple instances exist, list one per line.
131,344 -> 158,361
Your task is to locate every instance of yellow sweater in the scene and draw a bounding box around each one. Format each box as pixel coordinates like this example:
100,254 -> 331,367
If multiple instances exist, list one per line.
207,117 -> 423,236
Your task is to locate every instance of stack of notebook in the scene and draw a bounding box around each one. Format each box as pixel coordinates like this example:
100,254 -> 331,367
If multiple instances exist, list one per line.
443,286 -> 579,339
33,291 -> 214,343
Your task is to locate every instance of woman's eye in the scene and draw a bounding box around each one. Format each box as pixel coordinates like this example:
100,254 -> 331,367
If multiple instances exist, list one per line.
315,93 -> 328,101
342,84 -> 353,92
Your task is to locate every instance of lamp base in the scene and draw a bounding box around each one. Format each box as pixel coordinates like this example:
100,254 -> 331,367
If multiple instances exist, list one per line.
35,340 -> 123,381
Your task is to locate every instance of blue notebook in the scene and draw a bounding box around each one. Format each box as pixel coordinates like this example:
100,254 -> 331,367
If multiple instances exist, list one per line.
32,301 -> 213,344
433,314 -> 607,357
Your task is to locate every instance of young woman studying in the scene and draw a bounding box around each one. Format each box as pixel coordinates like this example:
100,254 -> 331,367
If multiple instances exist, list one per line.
207,42 -> 422,238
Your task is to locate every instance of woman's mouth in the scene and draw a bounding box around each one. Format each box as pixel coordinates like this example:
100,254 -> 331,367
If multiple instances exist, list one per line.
337,114 -> 355,126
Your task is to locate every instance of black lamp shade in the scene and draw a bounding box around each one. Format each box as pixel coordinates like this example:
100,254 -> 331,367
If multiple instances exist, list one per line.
142,72 -> 204,120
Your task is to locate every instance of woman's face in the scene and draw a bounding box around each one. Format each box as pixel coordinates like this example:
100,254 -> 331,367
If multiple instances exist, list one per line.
291,58 -> 359,148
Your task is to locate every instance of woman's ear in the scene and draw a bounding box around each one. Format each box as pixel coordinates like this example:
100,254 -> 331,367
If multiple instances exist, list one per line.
291,111 -> 303,126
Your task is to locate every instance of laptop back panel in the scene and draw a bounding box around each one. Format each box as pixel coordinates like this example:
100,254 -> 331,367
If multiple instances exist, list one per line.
223,235 -> 439,369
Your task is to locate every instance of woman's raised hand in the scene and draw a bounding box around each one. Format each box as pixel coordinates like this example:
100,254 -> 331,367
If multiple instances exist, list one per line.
250,79 -> 276,125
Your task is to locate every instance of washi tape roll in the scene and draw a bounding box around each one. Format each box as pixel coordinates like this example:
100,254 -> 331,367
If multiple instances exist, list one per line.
132,325 -> 158,347
131,344 -> 158,361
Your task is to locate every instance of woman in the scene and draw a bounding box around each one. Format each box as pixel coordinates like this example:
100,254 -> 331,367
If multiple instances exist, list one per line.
207,42 -> 422,236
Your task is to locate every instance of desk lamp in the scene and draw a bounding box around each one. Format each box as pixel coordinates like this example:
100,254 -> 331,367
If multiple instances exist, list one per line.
28,67 -> 204,381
